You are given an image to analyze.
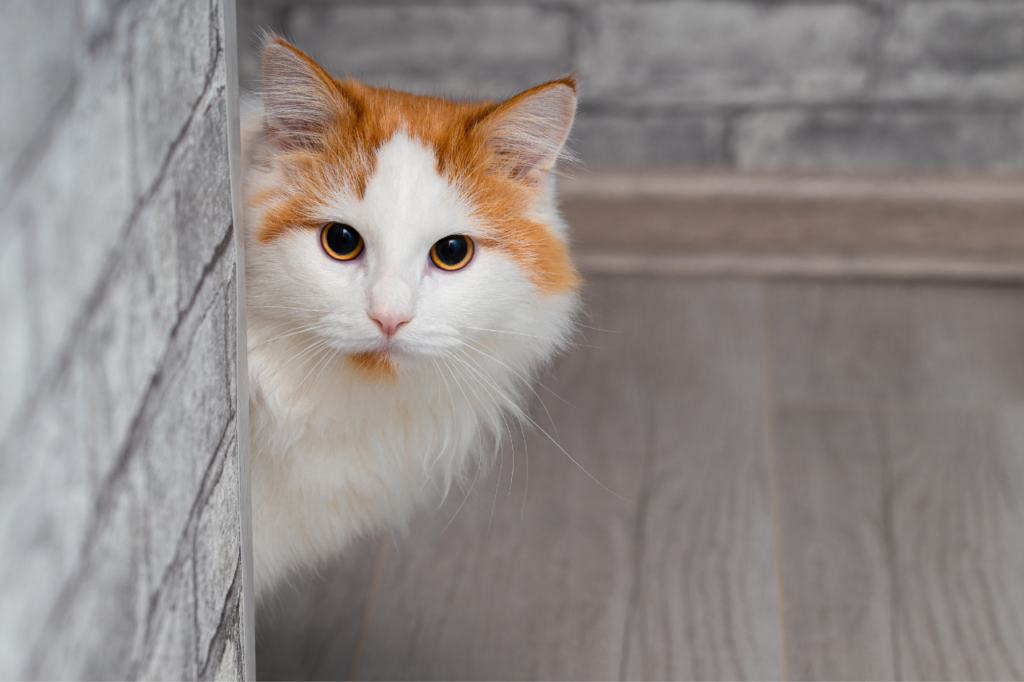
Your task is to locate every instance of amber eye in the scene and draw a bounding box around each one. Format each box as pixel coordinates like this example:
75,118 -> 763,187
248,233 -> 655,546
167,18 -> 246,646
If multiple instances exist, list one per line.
430,235 -> 474,271
321,223 -> 363,261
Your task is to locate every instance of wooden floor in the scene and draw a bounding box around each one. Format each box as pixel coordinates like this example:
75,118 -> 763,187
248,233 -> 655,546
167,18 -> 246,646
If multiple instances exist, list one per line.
256,274 -> 1024,681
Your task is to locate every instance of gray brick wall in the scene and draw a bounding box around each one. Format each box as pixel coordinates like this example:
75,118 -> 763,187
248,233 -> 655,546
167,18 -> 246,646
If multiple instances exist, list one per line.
237,0 -> 1024,172
0,0 -> 250,679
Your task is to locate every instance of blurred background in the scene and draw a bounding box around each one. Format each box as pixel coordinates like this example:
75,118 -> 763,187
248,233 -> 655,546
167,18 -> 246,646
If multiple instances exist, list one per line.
237,0 -> 1024,173
240,2 -> 1024,681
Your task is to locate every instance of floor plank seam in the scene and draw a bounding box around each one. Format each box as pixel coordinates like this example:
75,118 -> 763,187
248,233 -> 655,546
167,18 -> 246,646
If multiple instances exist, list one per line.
617,337 -> 659,681
876,411 -> 903,681
757,282 -> 790,682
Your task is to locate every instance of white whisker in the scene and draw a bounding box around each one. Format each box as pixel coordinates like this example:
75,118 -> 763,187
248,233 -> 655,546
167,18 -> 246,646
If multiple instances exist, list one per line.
442,464 -> 479,535
458,340 -> 564,437
451,346 -> 631,505
446,354 -> 507,538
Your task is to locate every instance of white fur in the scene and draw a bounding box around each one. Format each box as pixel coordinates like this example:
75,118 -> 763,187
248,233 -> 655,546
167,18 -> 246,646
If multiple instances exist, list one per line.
243,110 -> 578,598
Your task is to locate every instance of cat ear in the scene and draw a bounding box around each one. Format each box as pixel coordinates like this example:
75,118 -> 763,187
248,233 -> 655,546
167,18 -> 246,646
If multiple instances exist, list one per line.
261,36 -> 350,151
475,75 -> 577,188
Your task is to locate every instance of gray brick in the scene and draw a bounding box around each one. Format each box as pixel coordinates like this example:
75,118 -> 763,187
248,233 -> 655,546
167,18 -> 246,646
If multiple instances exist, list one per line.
0,1 -> 77,190
131,0 -> 217,191
16,48 -> 132,371
0,180 -> 182,673
139,559 -> 199,682
0,365 -> 95,680
287,4 -> 572,98
79,0 -> 124,44
0,228 -> 33,443
31,460 -> 148,680
734,108 -> 1024,172
84,180 -> 180,483
0,1 -> 245,679
0,175 -> 179,549
572,112 -> 726,167
176,94 -> 234,309
214,636 -> 239,682
144,287 -> 233,587
195,445 -> 240,669
880,1 -> 1024,102
578,2 -> 878,106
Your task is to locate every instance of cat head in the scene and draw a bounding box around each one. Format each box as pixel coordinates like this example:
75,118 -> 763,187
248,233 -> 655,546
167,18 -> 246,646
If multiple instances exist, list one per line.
244,36 -> 580,391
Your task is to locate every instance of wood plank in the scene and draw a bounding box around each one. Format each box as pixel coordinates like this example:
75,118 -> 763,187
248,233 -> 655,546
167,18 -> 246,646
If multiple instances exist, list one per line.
884,407 -> 1024,680
255,535 -> 383,681
886,287 -> 1024,679
767,280 -> 1024,679
766,280 -> 905,678
561,170 -> 1024,263
770,406 -> 896,680
352,276 -> 650,680
621,278 -> 781,680
767,280 -> 915,406
906,285 -> 1024,408
771,404 -> 1024,681
766,281 -> 1024,409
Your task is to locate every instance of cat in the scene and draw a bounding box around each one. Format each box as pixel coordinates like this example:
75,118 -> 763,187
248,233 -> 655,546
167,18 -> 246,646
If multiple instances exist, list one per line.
242,36 -> 581,599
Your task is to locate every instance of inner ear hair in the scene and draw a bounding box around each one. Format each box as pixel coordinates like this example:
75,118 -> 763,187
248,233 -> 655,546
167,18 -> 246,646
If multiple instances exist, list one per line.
261,35 -> 350,151
475,75 -> 578,188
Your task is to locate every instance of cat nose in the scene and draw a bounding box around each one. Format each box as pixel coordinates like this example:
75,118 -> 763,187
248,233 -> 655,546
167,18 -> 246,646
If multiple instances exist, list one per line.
369,312 -> 411,338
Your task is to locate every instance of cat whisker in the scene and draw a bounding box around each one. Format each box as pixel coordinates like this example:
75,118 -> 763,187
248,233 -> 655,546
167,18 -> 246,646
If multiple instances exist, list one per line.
454,347 -> 533,454
426,358 -> 460,486
455,325 -> 562,343
456,322 -> 604,352
451,347 -> 632,505
437,355 -> 484,524
449,352 -> 518,475
445,354 -> 509,538
251,304 -> 339,314
520,402 -> 633,504
573,322 -> 621,334
258,338 -> 322,382
306,345 -> 342,398
449,352 -> 521,502
460,336 -> 583,414
441,464 -> 479,535
249,321 -> 336,351
284,343 -> 334,394
440,356 -> 474,425
457,340 -> 566,435
266,336 -> 334,386
431,358 -> 459,430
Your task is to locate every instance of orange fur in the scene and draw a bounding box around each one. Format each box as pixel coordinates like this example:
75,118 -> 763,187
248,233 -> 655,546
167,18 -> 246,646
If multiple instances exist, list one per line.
346,351 -> 398,382
253,38 -> 579,295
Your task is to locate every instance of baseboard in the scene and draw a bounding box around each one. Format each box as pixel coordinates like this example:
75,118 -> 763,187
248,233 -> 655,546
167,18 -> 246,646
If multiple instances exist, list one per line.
560,169 -> 1024,281
576,252 -> 1024,283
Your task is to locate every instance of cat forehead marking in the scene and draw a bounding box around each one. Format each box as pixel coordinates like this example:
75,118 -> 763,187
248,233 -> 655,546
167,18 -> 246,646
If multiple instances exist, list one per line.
359,132 -> 468,246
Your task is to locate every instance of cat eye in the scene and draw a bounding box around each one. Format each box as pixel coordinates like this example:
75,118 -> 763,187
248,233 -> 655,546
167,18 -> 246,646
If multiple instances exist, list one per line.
321,222 -> 364,261
430,235 -> 474,271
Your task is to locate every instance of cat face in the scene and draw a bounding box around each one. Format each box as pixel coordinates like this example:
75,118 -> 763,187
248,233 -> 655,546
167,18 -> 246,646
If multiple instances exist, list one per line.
244,37 -> 579,386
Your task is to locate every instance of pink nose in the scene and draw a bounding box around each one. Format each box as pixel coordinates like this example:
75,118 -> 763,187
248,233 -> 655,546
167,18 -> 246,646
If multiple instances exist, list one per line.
370,313 -> 410,338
